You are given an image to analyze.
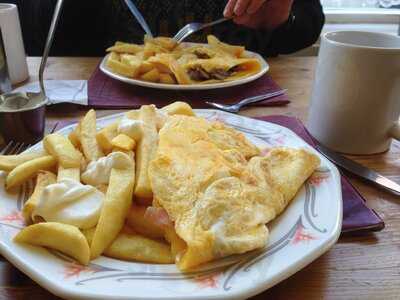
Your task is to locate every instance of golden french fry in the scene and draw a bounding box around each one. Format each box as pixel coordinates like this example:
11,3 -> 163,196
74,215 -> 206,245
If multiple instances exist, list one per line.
153,64 -> 173,75
143,42 -> 168,59
159,73 -> 176,84
43,134 -> 82,168
140,68 -> 160,82
84,228 -> 173,264
96,122 -> 119,154
120,54 -> 141,77
80,156 -> 88,173
68,129 -> 80,149
126,205 -> 164,239
6,156 -> 56,190
161,101 -> 195,116
0,150 -> 47,172
164,227 -> 187,260
147,55 -> 175,74
144,36 -> 177,51
155,37 -> 177,51
107,55 -> 139,78
106,43 -> 143,54
135,51 -> 145,60
111,134 -> 136,151
22,171 -> 56,224
139,61 -> 154,74
111,149 -> 135,160
147,53 -> 176,73
90,165 -> 135,259
104,233 -> 174,264
134,105 -> 158,199
14,222 -> 90,265
57,165 -> 80,182
109,51 -> 120,61
80,109 -> 104,162
120,54 -> 141,66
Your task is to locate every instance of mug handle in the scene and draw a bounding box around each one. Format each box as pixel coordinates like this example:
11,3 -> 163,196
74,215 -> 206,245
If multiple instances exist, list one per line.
390,121 -> 400,141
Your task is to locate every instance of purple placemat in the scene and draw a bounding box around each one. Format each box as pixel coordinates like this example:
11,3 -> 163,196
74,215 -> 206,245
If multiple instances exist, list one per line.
88,64 -> 290,109
53,115 -> 384,233
257,115 -> 384,233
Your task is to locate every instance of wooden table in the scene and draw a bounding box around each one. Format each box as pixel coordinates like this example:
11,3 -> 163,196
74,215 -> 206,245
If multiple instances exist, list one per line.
3,57 -> 400,299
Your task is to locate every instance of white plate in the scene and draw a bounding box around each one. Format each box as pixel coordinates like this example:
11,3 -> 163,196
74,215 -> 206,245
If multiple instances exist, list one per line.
0,110 -> 342,300
99,48 -> 269,91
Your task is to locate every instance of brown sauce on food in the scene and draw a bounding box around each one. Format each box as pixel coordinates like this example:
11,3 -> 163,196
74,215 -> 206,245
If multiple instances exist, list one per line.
187,67 -> 210,81
187,66 -> 238,81
193,50 -> 211,59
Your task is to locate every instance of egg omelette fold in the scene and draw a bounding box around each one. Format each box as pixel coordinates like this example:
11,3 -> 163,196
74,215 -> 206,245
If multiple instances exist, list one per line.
148,115 -> 320,270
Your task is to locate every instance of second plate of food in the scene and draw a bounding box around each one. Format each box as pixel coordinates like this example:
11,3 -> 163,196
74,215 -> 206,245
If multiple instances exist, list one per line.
100,35 -> 269,90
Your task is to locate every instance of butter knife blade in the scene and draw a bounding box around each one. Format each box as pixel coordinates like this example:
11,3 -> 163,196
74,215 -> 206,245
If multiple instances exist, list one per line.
124,0 -> 153,37
316,144 -> 400,195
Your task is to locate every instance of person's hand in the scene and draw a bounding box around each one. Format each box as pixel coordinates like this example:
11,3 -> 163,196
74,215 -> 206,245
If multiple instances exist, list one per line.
224,0 -> 294,30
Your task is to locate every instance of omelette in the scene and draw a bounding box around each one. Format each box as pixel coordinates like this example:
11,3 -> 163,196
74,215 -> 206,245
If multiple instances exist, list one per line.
148,115 -> 320,270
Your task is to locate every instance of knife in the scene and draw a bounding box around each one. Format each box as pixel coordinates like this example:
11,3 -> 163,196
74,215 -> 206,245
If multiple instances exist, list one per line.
124,0 -> 153,38
316,143 -> 400,195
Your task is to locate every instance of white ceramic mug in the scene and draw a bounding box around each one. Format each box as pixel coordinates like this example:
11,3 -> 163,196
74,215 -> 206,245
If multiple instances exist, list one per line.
307,31 -> 400,154
0,3 -> 29,84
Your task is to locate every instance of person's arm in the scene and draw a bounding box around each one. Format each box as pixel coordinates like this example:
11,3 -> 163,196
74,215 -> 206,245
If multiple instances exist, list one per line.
267,0 -> 325,55
224,0 -> 324,55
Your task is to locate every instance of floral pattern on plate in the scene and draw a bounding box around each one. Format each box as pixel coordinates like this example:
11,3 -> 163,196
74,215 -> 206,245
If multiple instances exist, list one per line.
0,110 -> 342,300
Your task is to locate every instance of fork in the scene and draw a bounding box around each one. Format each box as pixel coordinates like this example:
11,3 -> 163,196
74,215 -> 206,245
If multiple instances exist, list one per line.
173,18 -> 230,43
206,89 -> 287,113
1,141 -> 29,155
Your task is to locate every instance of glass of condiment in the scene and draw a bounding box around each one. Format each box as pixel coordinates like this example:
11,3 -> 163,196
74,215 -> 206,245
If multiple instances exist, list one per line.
0,94 -> 47,144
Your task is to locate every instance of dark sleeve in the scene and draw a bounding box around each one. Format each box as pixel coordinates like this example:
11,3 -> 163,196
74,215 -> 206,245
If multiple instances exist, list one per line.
267,0 -> 325,55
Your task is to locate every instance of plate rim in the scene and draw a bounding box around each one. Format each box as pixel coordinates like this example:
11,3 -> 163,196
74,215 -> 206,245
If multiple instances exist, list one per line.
99,46 -> 269,90
0,110 -> 343,300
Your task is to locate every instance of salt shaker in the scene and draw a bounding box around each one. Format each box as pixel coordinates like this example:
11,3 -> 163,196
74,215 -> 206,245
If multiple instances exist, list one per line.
0,29 -> 11,94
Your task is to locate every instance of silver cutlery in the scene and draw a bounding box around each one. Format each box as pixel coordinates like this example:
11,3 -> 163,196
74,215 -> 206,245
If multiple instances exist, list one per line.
173,18 -> 230,43
0,0 -> 63,145
0,0 -> 64,109
1,141 -> 29,155
206,89 -> 287,113
317,143 -> 400,195
124,0 -> 153,38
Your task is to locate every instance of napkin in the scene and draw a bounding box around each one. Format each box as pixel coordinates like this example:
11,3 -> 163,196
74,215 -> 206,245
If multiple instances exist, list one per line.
53,115 -> 384,233
88,64 -> 290,109
13,80 -> 88,105
257,115 -> 385,233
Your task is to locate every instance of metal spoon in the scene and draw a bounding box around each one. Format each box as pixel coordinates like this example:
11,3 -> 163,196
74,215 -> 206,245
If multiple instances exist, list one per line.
0,0 -> 64,109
